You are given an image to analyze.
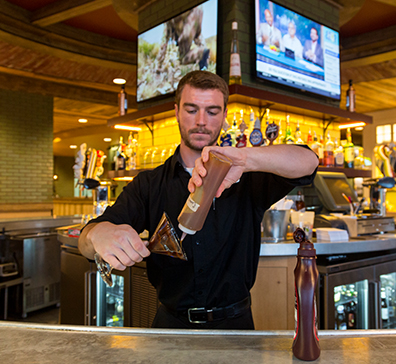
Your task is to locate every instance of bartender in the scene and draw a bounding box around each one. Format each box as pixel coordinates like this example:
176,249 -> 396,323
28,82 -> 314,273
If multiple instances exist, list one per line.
78,70 -> 318,330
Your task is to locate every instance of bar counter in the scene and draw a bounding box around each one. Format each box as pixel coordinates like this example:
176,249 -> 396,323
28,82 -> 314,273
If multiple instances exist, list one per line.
260,232 -> 396,256
1,322 -> 396,363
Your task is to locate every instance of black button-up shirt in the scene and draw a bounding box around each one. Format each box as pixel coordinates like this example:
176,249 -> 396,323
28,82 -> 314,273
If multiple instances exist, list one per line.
90,146 -> 316,311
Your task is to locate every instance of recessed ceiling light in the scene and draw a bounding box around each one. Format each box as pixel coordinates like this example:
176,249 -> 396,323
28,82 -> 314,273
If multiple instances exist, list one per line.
104,138 -> 112,142
113,78 -> 126,85
53,137 -> 61,143
70,145 -> 77,149
78,118 -> 88,123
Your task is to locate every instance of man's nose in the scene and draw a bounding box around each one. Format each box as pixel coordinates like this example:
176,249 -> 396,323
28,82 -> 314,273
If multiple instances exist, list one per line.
196,110 -> 206,125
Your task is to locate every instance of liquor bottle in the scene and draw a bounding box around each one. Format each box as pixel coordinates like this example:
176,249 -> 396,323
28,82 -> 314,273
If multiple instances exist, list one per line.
344,128 -> 355,168
292,228 -> 320,361
306,128 -> 313,146
220,119 -> 232,146
229,21 -> 242,85
115,136 -> 126,171
276,119 -> 283,144
229,112 -> 239,146
178,151 -> 232,238
382,289 -> 389,324
236,110 -> 248,148
126,132 -> 139,170
118,84 -> 128,116
346,79 -> 356,112
310,131 -> 323,165
354,147 -> 365,169
294,121 -> 304,145
249,113 -> 264,147
262,108 -> 270,146
323,132 -> 335,167
295,190 -> 306,212
346,301 -> 356,329
283,115 -> 295,144
334,138 -> 344,167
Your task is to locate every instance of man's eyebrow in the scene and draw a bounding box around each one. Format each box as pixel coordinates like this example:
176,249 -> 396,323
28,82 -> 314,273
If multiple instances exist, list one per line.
182,102 -> 222,111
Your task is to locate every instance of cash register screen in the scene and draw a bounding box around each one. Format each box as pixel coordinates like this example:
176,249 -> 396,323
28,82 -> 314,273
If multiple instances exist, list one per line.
314,172 -> 358,212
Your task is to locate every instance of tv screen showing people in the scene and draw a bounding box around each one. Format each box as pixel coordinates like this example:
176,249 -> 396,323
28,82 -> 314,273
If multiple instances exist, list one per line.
137,0 -> 218,103
255,0 -> 340,100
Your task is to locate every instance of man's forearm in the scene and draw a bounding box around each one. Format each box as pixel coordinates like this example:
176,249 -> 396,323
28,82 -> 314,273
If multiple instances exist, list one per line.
244,144 -> 318,178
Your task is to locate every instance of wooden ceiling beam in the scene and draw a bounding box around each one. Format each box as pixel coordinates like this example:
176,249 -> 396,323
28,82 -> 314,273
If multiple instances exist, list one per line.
31,0 -> 113,27
0,8 -> 136,68
341,25 -> 396,68
0,71 -> 139,108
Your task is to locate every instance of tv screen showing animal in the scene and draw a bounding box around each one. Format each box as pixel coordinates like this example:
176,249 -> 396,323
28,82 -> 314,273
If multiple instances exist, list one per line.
137,0 -> 218,102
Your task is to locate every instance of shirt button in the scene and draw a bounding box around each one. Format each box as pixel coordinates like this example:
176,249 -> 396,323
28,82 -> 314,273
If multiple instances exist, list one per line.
196,240 -> 200,245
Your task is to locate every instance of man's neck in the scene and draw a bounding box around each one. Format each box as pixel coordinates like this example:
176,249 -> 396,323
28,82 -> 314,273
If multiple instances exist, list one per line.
179,144 -> 201,168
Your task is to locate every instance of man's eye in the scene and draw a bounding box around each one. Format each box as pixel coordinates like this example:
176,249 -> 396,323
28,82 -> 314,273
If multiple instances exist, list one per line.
207,110 -> 219,116
186,109 -> 197,114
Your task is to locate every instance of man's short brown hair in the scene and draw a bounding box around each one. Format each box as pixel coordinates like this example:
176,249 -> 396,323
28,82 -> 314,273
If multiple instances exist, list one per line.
175,71 -> 229,110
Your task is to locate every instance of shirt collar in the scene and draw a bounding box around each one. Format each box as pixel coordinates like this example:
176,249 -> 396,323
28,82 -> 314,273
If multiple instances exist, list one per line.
170,145 -> 187,177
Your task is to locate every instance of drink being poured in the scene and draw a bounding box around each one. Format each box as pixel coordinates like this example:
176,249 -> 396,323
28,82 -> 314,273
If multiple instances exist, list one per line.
95,212 -> 187,287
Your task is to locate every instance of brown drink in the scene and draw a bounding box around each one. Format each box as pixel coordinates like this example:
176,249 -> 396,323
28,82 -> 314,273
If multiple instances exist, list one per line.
148,212 -> 187,260
178,151 -> 232,236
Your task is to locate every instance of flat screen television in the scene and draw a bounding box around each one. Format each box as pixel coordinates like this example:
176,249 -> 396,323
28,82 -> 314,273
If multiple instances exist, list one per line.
255,0 -> 340,100
314,172 -> 358,212
137,0 -> 218,103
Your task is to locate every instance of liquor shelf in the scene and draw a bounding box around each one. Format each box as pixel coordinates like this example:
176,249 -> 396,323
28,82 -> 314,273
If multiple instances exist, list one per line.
108,166 -> 372,180
107,169 -> 143,179
107,84 -> 373,128
317,166 -> 372,178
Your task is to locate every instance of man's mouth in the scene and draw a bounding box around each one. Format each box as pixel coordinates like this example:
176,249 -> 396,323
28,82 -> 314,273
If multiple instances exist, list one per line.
190,129 -> 211,136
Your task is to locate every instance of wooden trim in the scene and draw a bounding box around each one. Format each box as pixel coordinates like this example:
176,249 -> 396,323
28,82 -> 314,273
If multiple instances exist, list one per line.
0,203 -> 53,212
107,85 -> 373,127
318,166 -> 372,178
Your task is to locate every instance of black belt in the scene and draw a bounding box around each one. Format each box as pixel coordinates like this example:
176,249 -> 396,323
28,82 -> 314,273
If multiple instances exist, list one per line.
172,296 -> 251,324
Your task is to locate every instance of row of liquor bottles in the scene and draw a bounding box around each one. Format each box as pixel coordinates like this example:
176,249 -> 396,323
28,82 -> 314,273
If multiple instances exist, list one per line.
219,108 -> 365,169
111,112 -> 365,172
111,133 -> 177,171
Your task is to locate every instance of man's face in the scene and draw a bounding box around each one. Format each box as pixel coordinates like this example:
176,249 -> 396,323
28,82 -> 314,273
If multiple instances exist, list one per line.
310,28 -> 318,42
265,10 -> 273,26
288,23 -> 296,37
175,85 -> 226,152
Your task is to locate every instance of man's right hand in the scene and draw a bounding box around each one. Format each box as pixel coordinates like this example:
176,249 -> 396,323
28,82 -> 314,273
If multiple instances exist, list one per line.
78,222 -> 150,271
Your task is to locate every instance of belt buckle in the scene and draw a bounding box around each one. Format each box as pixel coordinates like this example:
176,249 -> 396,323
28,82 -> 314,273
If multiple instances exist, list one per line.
188,307 -> 212,324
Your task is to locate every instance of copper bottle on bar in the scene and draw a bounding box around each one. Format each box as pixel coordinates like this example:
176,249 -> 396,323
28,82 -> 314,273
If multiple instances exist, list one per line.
292,228 -> 320,361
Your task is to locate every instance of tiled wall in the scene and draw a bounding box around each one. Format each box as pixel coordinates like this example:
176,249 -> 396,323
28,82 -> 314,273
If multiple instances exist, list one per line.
0,89 -> 53,206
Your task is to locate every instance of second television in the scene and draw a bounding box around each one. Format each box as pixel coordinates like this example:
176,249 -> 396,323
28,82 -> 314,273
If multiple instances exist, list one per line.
137,0 -> 218,103
255,0 -> 340,100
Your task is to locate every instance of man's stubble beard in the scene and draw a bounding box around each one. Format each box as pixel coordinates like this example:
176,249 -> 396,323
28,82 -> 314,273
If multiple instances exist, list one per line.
179,124 -> 222,152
